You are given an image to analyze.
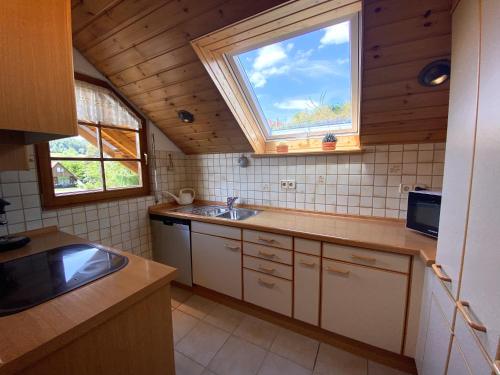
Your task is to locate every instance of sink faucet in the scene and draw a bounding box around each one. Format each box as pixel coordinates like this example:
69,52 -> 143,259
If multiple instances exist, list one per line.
227,196 -> 238,210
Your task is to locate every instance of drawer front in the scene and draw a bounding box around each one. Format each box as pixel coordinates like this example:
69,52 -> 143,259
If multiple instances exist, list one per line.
243,229 -> 292,250
243,241 -> 292,265
192,232 -> 242,299
323,242 -> 410,273
243,269 -> 292,317
295,238 -> 321,256
243,255 -> 293,280
447,338 -> 473,375
431,269 -> 456,330
294,253 -> 320,325
192,221 -> 241,240
321,259 -> 408,353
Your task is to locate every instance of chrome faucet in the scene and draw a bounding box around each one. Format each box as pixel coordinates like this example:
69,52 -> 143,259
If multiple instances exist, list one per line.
226,196 -> 238,210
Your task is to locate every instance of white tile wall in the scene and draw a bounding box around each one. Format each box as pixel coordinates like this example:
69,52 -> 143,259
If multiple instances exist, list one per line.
182,143 -> 445,219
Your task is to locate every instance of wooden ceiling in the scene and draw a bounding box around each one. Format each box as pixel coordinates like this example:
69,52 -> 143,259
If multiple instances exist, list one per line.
72,0 -> 451,154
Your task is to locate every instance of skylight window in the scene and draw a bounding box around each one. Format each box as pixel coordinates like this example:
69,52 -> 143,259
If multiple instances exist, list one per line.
232,16 -> 359,140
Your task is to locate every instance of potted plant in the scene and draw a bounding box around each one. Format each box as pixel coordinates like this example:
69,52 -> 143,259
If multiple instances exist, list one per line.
322,133 -> 337,151
276,142 -> 289,153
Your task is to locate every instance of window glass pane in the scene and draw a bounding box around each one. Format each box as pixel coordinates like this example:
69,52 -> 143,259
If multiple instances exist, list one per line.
53,161 -> 103,196
49,125 -> 100,158
235,20 -> 353,137
101,128 -> 140,159
75,80 -> 140,130
104,161 -> 142,190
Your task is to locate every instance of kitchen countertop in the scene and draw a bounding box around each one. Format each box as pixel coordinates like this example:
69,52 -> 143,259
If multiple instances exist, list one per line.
0,226 -> 176,375
149,202 -> 437,265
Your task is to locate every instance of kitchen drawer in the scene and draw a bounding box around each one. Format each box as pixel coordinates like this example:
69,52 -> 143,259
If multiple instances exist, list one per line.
243,269 -> 292,317
192,221 -> 241,240
243,229 -> 292,250
243,241 -> 292,265
294,253 -> 320,325
321,259 -> 408,353
243,255 -> 293,280
323,242 -> 410,273
294,238 -> 321,256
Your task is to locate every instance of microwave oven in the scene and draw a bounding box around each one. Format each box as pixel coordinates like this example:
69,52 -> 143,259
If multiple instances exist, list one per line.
406,190 -> 441,238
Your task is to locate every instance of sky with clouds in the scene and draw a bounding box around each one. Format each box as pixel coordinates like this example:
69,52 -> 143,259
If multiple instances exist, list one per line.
236,20 -> 352,130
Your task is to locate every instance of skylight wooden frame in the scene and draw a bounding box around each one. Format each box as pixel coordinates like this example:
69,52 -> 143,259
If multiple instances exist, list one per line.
191,0 -> 362,155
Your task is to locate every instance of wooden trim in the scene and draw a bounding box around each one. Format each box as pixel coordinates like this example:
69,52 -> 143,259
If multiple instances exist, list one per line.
191,0 -> 362,155
36,73 -> 150,209
175,283 -> 417,374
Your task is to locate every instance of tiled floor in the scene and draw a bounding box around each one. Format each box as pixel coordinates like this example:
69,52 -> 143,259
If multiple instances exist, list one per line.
171,286 -> 410,375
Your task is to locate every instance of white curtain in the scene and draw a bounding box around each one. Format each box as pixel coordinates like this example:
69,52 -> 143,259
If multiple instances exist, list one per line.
75,80 -> 141,129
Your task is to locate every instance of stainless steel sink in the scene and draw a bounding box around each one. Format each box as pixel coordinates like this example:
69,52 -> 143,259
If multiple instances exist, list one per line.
216,208 -> 260,221
172,205 -> 260,220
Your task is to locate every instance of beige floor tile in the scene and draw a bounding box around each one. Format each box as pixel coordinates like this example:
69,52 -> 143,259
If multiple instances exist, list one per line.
171,286 -> 193,309
208,336 -> 267,375
233,315 -> 280,349
178,294 -> 219,319
314,344 -> 367,375
203,304 -> 246,333
258,352 -> 312,375
368,361 -> 410,375
173,309 -> 199,344
175,351 -> 205,375
176,321 -> 230,366
270,328 -> 319,370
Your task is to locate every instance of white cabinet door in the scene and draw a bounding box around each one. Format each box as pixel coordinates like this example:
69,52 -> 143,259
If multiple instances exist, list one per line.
243,269 -> 292,316
321,259 -> 407,353
420,293 -> 453,375
293,253 -> 320,325
435,0 -> 481,299
191,232 -> 242,299
447,338 -> 472,375
458,0 -> 500,361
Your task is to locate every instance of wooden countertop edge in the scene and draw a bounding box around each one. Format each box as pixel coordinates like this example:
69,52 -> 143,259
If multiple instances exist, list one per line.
0,230 -> 177,375
149,204 -> 436,266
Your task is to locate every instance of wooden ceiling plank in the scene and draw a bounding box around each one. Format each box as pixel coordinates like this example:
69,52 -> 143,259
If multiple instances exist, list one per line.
71,0 -> 122,34
362,105 -> 449,125
362,79 -> 449,101
362,91 -> 450,114
139,88 -> 222,112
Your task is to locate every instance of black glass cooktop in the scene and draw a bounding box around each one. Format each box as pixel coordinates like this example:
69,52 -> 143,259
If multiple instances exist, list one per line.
0,244 -> 128,316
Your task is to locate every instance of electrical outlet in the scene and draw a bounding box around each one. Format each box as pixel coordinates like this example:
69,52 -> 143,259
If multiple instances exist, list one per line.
399,184 -> 413,194
287,180 -> 296,190
280,180 -> 288,190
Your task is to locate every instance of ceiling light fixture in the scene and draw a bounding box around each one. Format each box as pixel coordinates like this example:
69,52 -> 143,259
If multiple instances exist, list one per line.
418,59 -> 451,87
178,110 -> 194,123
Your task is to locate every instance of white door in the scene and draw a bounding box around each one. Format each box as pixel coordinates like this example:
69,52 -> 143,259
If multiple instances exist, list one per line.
191,232 -> 242,299
435,0 -> 481,299
293,253 -> 320,325
458,0 -> 500,361
321,259 -> 407,353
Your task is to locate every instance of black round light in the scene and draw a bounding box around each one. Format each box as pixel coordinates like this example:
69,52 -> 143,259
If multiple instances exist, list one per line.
178,110 -> 194,123
418,59 -> 451,87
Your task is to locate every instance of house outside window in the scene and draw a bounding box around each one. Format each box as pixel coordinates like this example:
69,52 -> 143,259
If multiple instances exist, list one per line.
36,73 -> 149,208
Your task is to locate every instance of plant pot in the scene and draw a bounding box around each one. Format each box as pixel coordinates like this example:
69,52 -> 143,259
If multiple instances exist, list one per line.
322,141 -> 337,151
276,143 -> 289,153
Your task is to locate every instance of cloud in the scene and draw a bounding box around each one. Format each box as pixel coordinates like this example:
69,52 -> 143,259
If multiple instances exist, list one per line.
274,99 -> 319,110
320,21 -> 350,46
253,44 -> 287,70
249,63 -> 291,87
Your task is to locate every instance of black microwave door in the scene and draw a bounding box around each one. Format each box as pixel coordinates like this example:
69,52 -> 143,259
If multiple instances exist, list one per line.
407,194 -> 441,237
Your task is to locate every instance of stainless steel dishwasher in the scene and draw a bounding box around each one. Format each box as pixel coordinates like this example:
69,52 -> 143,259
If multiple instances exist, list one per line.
150,215 -> 192,286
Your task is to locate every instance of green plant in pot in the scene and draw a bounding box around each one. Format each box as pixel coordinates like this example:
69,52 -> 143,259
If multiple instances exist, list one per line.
322,132 -> 337,151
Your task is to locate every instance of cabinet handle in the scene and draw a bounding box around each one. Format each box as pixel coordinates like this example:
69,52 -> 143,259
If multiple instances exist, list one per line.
224,244 -> 240,251
258,265 -> 276,273
457,301 -> 487,332
493,360 -> 500,375
432,264 -> 452,282
258,236 -> 277,244
258,250 -> 276,258
258,278 -> 275,288
299,260 -> 316,267
351,254 -> 376,263
325,266 -> 350,276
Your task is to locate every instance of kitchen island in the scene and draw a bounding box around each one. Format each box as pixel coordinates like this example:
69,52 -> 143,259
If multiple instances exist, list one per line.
0,227 -> 177,375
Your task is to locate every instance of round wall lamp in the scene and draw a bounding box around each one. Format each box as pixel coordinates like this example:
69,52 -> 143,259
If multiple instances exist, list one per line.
418,59 -> 451,87
178,110 -> 194,123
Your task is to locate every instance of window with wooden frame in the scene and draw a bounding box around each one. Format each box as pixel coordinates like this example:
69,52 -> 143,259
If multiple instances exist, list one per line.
36,73 -> 149,208
191,0 -> 362,155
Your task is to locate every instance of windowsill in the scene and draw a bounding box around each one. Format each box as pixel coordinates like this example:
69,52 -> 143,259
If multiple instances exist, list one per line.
251,147 -> 363,157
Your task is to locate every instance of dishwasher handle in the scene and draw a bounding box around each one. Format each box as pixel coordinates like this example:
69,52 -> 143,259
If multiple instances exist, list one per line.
149,214 -> 190,227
